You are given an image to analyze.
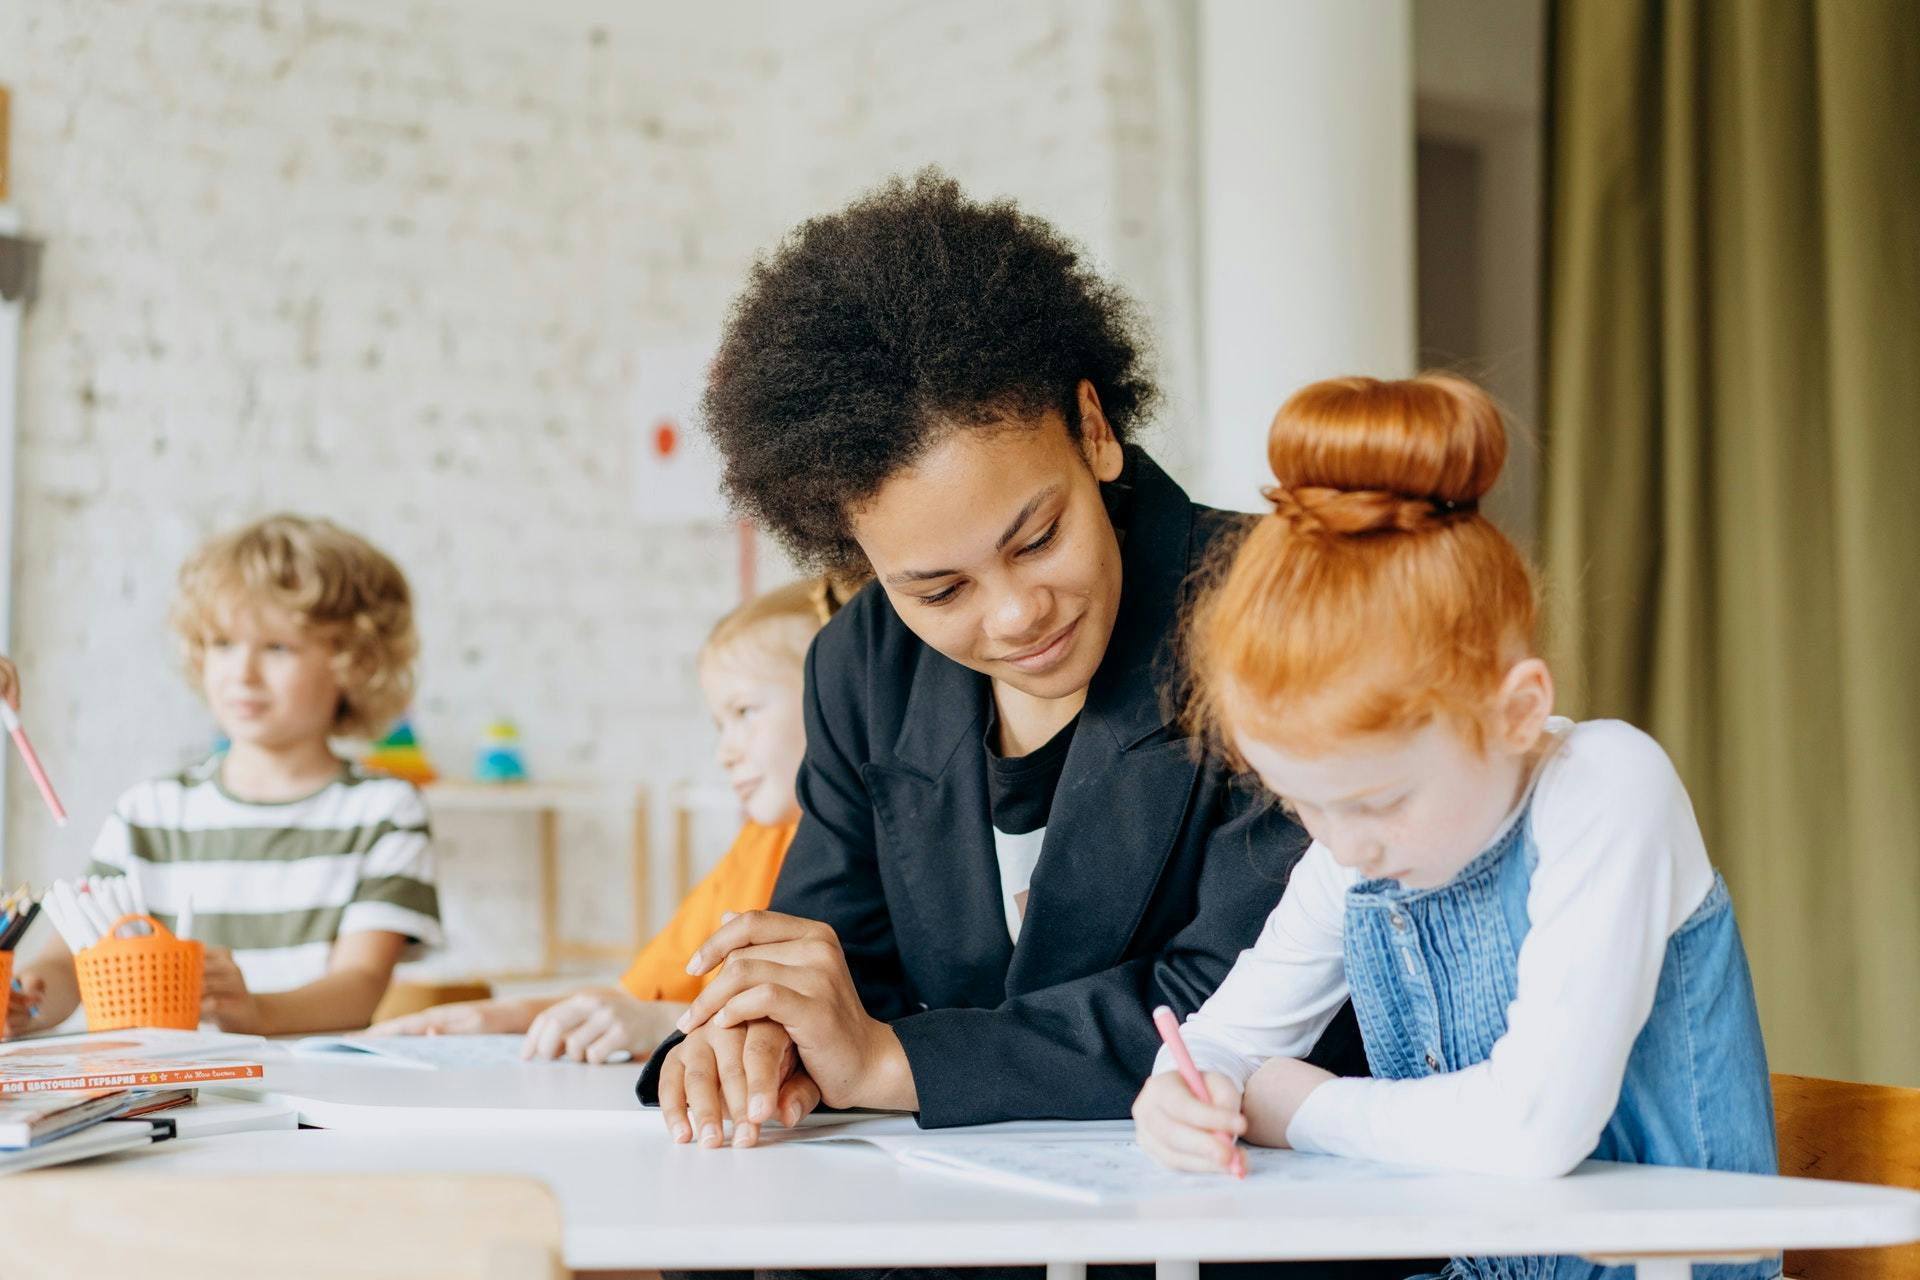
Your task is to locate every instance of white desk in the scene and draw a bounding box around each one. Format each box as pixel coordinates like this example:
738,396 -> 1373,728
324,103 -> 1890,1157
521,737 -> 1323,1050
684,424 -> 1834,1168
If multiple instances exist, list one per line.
95,1123 -> 1920,1278
219,1048 -> 647,1133
109,1058 -> 1920,1279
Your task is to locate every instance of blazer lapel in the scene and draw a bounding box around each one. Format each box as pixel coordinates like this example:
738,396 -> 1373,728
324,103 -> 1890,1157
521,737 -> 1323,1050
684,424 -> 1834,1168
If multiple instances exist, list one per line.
862,646 -> 1013,1009
1009,733 -> 1198,993
1010,452 -> 1204,993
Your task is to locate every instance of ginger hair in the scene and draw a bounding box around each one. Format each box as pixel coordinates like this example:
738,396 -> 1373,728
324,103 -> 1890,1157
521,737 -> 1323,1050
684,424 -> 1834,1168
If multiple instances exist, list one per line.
1188,374 -> 1536,762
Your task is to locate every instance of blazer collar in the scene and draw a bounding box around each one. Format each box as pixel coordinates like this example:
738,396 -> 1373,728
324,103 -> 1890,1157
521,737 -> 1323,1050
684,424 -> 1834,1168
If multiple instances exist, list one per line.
1082,449 -> 1196,752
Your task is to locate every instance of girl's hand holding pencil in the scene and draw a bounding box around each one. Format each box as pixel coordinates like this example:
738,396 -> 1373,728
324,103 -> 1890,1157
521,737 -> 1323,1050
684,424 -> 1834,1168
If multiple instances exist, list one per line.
1132,1063 -> 1250,1175
1133,1005 -> 1250,1177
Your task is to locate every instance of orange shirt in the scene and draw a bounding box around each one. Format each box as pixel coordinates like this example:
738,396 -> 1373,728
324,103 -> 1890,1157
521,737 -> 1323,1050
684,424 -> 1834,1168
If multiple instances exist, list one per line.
618,817 -> 799,1003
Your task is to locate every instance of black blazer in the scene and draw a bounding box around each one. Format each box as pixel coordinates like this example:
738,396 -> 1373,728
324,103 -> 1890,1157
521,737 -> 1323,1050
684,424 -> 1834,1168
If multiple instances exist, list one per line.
640,449 -> 1364,1126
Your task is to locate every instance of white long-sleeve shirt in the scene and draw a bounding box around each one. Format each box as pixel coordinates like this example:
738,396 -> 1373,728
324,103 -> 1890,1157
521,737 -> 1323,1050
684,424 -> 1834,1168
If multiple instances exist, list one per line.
1155,719 -> 1717,1177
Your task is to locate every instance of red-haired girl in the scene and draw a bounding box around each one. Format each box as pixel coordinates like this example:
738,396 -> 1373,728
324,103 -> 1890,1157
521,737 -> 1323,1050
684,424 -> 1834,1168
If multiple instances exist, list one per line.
1133,375 -> 1777,1280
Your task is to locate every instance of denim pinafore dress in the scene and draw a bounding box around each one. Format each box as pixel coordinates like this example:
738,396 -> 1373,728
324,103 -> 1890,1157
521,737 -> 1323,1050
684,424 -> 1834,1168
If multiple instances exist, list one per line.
1345,802 -> 1780,1280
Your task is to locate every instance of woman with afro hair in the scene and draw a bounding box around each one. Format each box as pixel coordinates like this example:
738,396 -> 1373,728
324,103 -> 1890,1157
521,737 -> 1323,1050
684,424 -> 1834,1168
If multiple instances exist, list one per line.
642,172 -> 1379,1185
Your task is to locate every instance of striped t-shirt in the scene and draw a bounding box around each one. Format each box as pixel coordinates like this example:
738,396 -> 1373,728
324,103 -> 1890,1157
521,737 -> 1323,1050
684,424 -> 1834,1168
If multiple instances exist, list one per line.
89,756 -> 443,993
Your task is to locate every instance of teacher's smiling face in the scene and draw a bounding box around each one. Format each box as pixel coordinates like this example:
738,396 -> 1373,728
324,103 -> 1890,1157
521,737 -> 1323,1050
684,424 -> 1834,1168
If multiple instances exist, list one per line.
850,380 -> 1127,701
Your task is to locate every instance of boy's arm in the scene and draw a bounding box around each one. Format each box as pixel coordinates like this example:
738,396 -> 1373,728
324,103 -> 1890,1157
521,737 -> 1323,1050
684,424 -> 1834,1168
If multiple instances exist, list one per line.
222,779 -> 445,1037
215,782 -> 442,1037
214,931 -> 409,1036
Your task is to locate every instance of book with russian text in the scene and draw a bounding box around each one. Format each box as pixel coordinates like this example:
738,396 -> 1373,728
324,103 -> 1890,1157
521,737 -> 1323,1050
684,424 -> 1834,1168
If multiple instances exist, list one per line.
0,1050 -> 262,1095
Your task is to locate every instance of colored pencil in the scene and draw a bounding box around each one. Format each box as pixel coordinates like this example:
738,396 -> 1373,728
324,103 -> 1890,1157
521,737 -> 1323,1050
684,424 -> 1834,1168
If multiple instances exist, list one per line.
0,702 -> 66,826
0,900 -> 40,951
1152,1004 -> 1246,1179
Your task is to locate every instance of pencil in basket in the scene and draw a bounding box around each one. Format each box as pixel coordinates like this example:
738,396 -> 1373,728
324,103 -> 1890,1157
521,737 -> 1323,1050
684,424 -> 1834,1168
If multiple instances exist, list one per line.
1,884 -> 43,1009
42,876 -> 203,1031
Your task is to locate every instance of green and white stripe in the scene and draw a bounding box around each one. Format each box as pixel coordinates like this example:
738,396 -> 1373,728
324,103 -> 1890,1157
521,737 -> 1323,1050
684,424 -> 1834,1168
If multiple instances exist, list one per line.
90,757 -> 442,992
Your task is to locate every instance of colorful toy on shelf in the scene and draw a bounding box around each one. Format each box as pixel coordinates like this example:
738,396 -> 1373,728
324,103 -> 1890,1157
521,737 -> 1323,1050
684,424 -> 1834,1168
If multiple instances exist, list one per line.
473,719 -> 528,783
362,719 -> 437,786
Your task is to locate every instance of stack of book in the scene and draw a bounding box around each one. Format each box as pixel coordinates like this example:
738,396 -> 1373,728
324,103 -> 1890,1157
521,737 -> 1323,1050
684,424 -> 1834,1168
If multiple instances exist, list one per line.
0,1028 -> 274,1174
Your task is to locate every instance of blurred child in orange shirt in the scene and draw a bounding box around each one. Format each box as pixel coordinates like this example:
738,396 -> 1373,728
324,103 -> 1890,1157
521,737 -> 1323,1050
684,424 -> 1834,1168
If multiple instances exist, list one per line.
373,578 -> 841,1061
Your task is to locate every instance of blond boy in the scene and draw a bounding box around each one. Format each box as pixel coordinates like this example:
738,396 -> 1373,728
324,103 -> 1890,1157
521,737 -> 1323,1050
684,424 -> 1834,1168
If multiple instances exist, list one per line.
5,515 -> 440,1038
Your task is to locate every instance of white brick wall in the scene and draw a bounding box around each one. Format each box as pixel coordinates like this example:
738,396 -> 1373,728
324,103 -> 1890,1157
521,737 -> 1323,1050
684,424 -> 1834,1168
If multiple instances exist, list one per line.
0,0 -> 1199,979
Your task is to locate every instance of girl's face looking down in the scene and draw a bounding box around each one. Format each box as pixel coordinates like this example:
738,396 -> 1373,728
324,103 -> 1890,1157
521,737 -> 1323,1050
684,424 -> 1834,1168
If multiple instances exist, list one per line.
849,381 -> 1126,706
1230,659 -> 1555,890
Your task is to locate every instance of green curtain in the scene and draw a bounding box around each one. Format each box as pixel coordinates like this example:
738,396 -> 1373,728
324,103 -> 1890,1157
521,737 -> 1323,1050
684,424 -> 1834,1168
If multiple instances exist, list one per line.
1542,0 -> 1920,1084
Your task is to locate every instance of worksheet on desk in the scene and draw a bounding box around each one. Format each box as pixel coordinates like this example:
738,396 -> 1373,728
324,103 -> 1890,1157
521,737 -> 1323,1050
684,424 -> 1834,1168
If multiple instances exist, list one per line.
287,1034 -> 625,1069
818,1134 -> 1427,1204
783,1114 -> 1136,1140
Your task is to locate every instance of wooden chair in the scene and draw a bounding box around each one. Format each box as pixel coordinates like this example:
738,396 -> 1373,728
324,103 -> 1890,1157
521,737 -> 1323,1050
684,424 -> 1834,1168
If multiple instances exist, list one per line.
669,780 -> 741,906
0,1171 -> 566,1278
1775,1073 -> 1920,1279
373,978 -> 496,1024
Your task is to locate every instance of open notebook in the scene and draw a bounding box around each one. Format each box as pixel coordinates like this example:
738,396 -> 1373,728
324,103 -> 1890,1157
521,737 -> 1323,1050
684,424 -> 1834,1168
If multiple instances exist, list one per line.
290,1034 -> 632,1069
791,1119 -> 1423,1204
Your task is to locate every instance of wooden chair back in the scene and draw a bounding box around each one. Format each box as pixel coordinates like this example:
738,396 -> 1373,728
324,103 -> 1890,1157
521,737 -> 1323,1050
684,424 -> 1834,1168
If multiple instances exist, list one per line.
0,1171 -> 566,1278
1776,1072 -> 1920,1280
669,780 -> 741,905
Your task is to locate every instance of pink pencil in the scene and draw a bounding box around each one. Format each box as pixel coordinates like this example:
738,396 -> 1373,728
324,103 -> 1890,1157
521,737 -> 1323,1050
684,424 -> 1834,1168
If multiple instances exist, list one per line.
1152,1004 -> 1246,1179
0,701 -> 67,826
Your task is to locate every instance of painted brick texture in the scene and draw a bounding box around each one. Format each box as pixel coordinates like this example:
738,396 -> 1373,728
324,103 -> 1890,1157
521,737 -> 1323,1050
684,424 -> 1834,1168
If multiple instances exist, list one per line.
0,0 -> 1197,978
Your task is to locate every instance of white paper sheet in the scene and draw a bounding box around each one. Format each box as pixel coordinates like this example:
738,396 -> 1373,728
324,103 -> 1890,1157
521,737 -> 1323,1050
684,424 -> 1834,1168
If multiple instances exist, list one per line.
289,1033 -> 632,1069
289,1034 -> 534,1069
815,1134 -> 1426,1204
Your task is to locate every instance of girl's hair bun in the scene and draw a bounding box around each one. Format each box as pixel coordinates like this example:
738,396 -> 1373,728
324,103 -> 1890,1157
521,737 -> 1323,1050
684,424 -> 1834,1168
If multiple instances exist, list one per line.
1263,374 -> 1506,537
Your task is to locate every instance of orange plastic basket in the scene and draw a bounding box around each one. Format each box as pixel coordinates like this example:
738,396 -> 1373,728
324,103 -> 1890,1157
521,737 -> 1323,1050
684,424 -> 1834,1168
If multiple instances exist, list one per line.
74,914 -> 204,1031
0,949 -> 12,1007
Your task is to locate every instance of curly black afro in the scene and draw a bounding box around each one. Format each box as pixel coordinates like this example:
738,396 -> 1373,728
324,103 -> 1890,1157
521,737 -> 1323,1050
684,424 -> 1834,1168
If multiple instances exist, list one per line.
701,169 -> 1159,575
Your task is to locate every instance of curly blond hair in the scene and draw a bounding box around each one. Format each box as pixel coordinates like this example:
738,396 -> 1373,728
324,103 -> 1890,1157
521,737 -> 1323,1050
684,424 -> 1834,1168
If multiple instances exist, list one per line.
171,515 -> 418,740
